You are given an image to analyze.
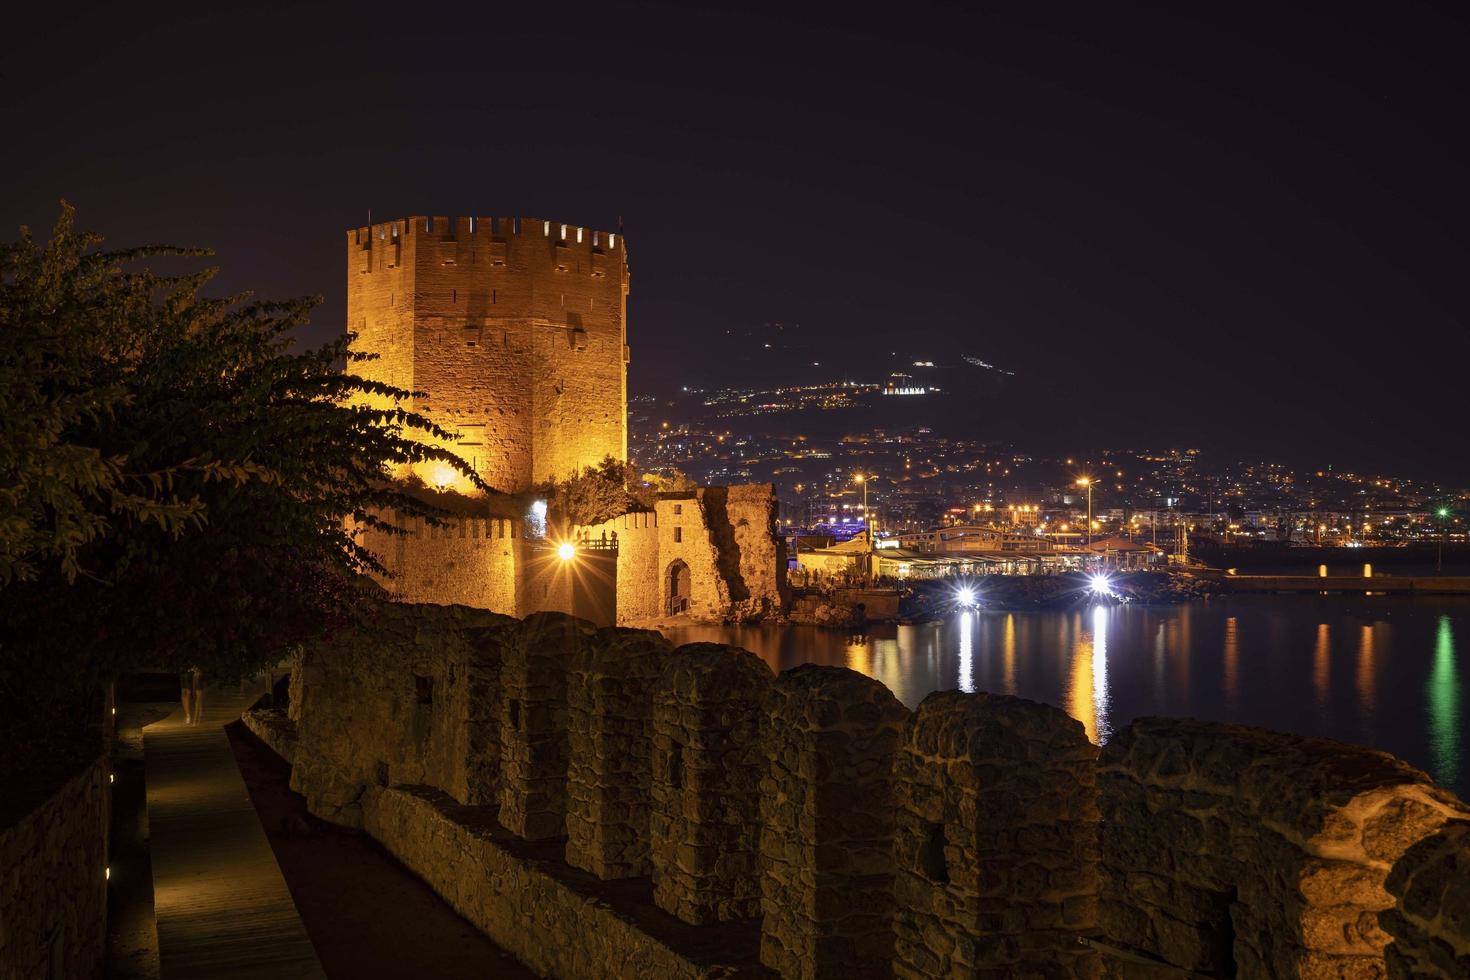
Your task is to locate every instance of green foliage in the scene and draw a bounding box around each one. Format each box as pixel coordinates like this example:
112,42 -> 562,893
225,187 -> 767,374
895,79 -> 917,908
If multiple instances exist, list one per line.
0,206 -> 482,733
547,456 -> 645,529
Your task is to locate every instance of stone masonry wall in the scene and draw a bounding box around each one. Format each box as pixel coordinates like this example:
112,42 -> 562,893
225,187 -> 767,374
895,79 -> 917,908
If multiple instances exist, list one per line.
759,665 -> 909,980
290,601 -> 514,826
362,784 -> 742,980
0,757 -> 109,980
650,643 -> 774,924
498,612 -> 594,839
892,691 -> 1101,979
578,511 -> 661,624
279,602 -> 1470,980
1382,820 -> 1470,978
565,626 -> 670,879
371,490 -> 783,628
359,514 -> 523,615
656,495 -> 727,621
703,484 -> 787,622
1099,717 -> 1470,978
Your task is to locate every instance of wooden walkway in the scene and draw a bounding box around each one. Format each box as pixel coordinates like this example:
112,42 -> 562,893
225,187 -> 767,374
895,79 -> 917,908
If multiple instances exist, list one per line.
144,682 -> 325,979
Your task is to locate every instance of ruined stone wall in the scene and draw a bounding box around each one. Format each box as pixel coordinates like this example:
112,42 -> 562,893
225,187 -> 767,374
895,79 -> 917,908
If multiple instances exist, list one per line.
625,487 -> 787,623
346,215 -> 628,494
358,514 -> 523,615
1098,717 -> 1470,978
892,691 -> 1101,979
1382,820 -> 1470,978
759,666 -> 909,980
0,757 -> 109,980
656,495 -> 727,620
703,484 -> 786,622
580,492 -> 785,625
290,601 -> 514,826
367,493 -> 780,627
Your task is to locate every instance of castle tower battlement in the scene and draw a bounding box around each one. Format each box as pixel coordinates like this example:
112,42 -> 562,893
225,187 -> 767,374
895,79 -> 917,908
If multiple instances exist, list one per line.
347,214 -> 630,492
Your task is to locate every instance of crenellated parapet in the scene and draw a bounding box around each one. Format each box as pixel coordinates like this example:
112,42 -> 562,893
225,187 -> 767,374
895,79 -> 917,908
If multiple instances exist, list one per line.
278,602 -> 1470,979
349,214 -> 624,253
1099,717 -> 1470,978
650,644 -> 773,924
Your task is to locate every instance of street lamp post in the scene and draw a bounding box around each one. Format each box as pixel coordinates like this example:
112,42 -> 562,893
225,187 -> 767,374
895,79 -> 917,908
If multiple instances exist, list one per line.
855,473 -> 871,585
1437,507 -> 1450,574
1076,477 -> 1093,548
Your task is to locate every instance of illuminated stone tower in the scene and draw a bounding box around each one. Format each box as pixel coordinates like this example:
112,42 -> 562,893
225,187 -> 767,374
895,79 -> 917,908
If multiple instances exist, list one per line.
346,215 -> 629,492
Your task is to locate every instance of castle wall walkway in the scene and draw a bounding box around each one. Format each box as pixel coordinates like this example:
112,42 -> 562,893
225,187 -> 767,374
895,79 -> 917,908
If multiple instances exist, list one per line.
143,684 -> 324,979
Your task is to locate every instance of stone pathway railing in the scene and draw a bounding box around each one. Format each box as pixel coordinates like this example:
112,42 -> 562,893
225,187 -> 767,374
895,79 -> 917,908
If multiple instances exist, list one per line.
280,601 -> 1470,979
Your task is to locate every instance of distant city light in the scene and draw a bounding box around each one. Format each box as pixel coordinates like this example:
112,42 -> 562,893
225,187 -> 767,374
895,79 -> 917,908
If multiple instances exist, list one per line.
1088,573 -> 1113,596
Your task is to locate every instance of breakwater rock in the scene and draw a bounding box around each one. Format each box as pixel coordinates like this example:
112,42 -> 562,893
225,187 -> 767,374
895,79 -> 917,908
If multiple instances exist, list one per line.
901,571 -> 1221,618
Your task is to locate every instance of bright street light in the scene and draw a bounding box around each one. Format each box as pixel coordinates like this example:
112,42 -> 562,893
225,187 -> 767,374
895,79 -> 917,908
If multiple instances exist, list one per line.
853,472 -> 874,584
1076,477 -> 1094,546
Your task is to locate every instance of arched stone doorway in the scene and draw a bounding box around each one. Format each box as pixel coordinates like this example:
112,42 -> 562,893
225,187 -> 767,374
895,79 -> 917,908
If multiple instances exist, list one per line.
666,559 -> 691,615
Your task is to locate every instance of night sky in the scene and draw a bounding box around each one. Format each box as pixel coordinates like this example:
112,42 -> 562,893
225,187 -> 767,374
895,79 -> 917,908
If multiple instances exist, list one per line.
5,2 -> 1467,480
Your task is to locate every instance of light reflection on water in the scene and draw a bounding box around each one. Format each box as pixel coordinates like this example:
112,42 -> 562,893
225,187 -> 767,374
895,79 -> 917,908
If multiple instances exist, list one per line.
661,596 -> 1470,799
1428,616 -> 1460,790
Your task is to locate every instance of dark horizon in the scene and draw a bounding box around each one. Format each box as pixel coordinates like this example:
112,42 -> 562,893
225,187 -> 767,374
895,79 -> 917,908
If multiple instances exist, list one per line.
5,1 -> 1468,482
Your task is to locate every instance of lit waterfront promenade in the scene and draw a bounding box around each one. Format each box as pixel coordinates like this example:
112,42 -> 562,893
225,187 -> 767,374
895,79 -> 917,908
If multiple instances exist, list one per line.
1210,573 -> 1470,594
143,682 -> 324,979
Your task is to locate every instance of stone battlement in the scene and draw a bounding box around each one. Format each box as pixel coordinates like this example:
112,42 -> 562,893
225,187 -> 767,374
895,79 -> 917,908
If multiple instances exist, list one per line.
349,215 -> 623,251
399,515 -> 522,540
274,601 -> 1470,979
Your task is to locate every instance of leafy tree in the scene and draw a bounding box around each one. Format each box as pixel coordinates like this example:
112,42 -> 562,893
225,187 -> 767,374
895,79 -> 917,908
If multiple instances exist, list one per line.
547,456 -> 646,530
0,206 -> 480,752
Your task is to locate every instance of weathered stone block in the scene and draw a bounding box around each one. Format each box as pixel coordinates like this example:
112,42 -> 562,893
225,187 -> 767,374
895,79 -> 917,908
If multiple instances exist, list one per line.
496,611 -> 594,839
650,643 -> 773,925
1099,718 -> 1470,979
758,664 -> 909,980
564,626 -> 670,878
1381,820 -> 1470,979
289,600 -> 517,822
891,690 -> 1101,979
